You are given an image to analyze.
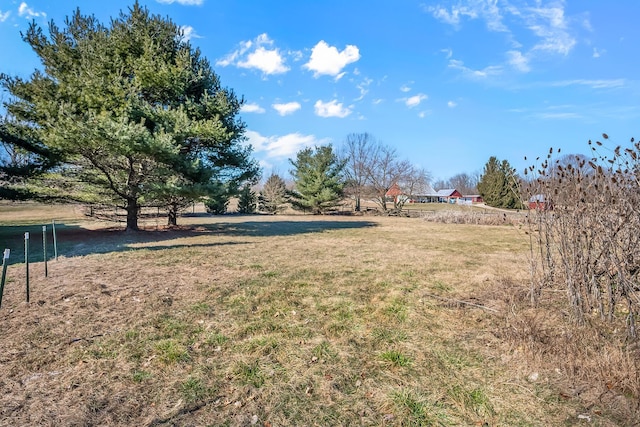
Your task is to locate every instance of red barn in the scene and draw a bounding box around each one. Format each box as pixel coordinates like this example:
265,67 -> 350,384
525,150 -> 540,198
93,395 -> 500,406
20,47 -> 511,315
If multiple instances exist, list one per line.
436,189 -> 463,203
528,194 -> 549,210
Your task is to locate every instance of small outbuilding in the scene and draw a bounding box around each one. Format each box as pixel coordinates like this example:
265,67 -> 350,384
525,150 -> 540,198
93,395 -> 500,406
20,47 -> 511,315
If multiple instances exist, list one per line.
436,189 -> 463,203
528,194 -> 549,210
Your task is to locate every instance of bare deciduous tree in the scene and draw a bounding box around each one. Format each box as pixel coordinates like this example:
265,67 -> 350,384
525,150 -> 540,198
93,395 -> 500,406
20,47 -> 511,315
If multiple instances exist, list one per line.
342,133 -> 378,211
394,166 -> 431,209
448,172 -> 479,195
366,144 -> 412,212
341,133 -> 431,212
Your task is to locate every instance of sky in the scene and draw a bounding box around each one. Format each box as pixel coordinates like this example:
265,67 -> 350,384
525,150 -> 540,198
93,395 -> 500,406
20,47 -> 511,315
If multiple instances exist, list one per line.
1,0 -> 639,182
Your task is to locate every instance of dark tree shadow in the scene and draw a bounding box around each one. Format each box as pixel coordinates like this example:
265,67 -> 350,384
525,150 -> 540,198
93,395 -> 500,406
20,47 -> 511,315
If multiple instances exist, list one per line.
0,218 -> 377,263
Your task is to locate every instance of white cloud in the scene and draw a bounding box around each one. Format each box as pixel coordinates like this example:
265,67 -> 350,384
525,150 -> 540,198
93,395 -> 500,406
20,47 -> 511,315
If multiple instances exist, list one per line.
156,0 -> 204,5
0,10 -> 10,22
536,112 -> 582,120
217,33 -> 289,75
427,5 -> 477,26
592,47 -> 604,58
507,50 -> 530,72
447,101 -> 457,108
246,130 -> 328,159
426,1 -> 506,32
355,78 -> 373,101
180,25 -> 202,42
448,59 -> 503,78
441,48 -> 453,59
18,2 -> 45,19
240,103 -> 265,114
239,47 -> 289,74
314,100 -> 352,118
304,41 -> 360,78
550,79 -> 625,89
429,1 -> 579,73
400,84 -> 412,93
272,102 -> 301,116
405,94 -> 428,108
525,5 -> 576,55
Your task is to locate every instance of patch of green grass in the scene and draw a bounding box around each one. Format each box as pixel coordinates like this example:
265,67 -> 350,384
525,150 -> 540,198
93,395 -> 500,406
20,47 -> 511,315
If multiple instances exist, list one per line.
155,339 -> 190,364
88,345 -> 118,360
447,385 -> 495,418
380,350 -> 412,367
392,389 -> 448,426
155,314 -> 189,338
124,330 -> 140,341
244,336 -> 279,356
205,332 -> 228,346
190,302 -> 213,314
235,360 -> 265,388
431,280 -> 452,293
312,340 -> 337,360
371,327 -> 408,344
180,376 -> 212,403
132,370 -> 152,383
383,297 -> 408,322
434,343 -> 484,371
333,302 -> 354,322
261,270 -> 280,278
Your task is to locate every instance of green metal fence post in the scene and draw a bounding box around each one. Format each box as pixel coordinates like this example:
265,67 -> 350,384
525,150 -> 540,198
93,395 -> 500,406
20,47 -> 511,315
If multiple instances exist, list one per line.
43,225 -> 48,278
25,232 -> 29,303
52,220 -> 58,261
0,249 -> 10,308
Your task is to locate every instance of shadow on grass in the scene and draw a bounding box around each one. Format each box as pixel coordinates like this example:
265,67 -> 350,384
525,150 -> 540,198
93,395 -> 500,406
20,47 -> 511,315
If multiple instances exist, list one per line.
202,219 -> 377,237
0,218 -> 377,264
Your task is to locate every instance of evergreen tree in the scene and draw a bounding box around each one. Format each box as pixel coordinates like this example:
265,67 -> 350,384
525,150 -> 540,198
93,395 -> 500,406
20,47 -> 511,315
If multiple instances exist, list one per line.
478,156 -> 523,209
0,2 -> 257,230
0,120 -> 61,200
204,186 -> 230,215
237,184 -> 257,214
259,173 -> 288,214
289,145 -> 346,214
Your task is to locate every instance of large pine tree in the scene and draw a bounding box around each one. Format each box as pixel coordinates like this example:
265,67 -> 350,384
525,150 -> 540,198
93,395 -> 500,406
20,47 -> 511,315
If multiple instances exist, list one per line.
289,145 -> 346,214
477,156 -> 523,209
0,2 -> 257,230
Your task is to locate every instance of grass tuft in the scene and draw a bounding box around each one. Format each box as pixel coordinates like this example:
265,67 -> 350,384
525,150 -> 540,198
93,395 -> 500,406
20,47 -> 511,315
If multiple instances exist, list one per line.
380,350 -> 412,367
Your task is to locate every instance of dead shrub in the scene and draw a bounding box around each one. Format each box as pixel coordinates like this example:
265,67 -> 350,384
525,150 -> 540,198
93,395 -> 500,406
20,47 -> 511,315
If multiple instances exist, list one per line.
422,210 -> 526,226
524,136 -> 640,338
490,274 -> 640,424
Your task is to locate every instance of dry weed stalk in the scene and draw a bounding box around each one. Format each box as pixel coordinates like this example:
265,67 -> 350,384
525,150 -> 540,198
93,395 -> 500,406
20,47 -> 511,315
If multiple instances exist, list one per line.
524,135 -> 640,338
422,209 -> 526,226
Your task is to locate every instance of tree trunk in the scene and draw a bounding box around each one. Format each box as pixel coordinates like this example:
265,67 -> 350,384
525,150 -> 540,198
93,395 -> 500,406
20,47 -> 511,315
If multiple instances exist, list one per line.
355,196 -> 361,212
125,199 -> 140,231
167,204 -> 178,227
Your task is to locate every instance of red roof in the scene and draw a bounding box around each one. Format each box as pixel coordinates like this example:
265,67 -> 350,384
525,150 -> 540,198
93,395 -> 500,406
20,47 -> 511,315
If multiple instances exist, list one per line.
385,183 -> 403,197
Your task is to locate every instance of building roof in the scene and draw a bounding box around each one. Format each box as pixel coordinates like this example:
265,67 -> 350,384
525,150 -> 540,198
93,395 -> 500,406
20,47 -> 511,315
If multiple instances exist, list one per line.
385,183 -> 403,196
413,183 -> 438,197
436,189 -> 458,197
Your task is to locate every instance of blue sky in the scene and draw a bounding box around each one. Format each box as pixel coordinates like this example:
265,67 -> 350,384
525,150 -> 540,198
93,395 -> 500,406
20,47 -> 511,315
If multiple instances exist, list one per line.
1,0 -> 639,182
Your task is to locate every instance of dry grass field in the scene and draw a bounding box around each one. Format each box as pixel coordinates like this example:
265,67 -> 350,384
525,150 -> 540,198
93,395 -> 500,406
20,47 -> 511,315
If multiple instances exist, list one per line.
0,202 -> 636,426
